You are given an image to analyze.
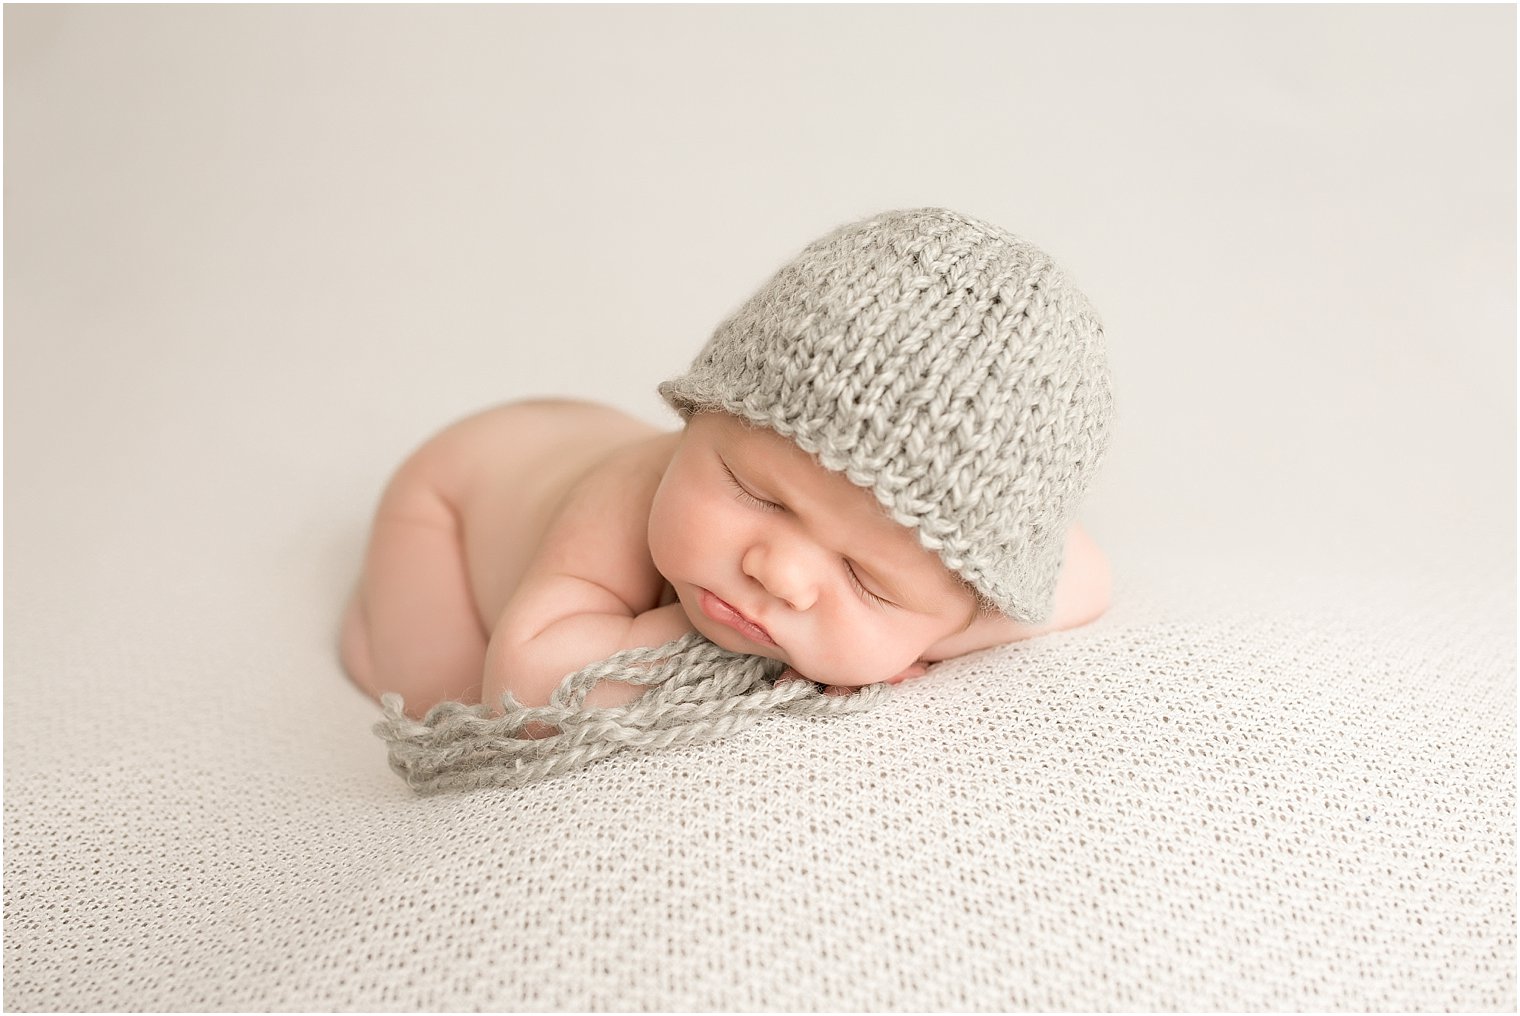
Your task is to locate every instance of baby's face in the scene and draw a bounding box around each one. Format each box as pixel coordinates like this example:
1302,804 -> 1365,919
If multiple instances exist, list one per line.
647,411 -> 980,688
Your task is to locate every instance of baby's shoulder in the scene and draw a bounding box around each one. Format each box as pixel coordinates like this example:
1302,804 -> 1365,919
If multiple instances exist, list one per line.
556,423 -> 680,516
500,422 -> 682,626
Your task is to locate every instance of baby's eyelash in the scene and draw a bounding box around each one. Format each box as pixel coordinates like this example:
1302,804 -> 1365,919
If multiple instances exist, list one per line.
846,562 -> 893,610
722,463 -> 782,512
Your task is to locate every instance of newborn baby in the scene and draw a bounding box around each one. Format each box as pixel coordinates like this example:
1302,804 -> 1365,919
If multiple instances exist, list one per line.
340,208 -> 1115,720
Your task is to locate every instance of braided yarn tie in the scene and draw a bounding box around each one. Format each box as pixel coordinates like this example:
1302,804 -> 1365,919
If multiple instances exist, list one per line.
373,632 -> 890,794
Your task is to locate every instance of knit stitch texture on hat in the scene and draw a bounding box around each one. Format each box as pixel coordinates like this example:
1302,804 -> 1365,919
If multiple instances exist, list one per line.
659,207 -> 1113,623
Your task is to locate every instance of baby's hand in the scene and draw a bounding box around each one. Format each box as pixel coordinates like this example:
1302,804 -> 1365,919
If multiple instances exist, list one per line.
887,660 -> 931,685
775,660 -> 930,697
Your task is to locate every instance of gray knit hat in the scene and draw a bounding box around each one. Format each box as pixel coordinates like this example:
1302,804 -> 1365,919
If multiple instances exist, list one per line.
658,207 -> 1113,624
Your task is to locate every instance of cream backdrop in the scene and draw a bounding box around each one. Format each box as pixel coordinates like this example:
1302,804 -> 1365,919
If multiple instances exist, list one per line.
4,4 -> 1514,1011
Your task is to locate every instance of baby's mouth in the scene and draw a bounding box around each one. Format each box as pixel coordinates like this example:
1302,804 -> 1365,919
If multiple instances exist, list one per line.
698,588 -> 777,646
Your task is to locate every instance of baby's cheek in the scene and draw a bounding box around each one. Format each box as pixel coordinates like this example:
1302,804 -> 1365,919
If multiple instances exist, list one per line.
646,474 -> 721,579
645,489 -> 687,577
646,515 -> 674,577
803,625 -> 920,687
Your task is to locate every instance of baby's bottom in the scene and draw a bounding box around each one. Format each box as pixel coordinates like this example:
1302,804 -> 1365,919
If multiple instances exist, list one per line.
340,470 -> 486,718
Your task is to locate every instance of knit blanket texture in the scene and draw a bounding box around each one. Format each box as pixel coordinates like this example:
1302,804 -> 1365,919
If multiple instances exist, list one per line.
373,632 -> 889,793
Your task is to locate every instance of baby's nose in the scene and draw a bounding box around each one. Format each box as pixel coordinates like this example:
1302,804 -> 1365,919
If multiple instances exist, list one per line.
742,544 -> 818,611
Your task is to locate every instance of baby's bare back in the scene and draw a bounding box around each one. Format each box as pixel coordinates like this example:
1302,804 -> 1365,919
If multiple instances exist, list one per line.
416,398 -> 673,633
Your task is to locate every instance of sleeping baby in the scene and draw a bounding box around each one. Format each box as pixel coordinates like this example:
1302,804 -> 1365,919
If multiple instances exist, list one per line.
340,207 -> 1115,722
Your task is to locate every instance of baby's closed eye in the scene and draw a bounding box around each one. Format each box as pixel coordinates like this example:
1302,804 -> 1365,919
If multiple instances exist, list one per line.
721,462 -> 781,512
843,561 -> 892,609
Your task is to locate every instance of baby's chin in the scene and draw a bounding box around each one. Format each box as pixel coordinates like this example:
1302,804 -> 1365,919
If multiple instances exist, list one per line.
693,617 -> 784,661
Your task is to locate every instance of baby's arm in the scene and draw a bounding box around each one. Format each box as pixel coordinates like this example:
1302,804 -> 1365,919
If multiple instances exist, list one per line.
480,441 -> 693,713
482,579 -> 693,711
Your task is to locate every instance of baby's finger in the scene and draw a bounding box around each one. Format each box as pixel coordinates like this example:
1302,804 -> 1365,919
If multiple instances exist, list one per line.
822,684 -> 858,697
886,661 -> 931,685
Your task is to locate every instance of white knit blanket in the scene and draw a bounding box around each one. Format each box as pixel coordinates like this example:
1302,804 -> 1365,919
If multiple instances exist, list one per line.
5,7 -> 1513,1008
4,550 -> 1513,1010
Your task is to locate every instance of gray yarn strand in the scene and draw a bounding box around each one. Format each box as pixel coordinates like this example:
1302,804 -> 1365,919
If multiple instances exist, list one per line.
373,632 -> 889,794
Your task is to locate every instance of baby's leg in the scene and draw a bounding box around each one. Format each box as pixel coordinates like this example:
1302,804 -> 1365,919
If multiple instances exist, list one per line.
340,468 -> 487,718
